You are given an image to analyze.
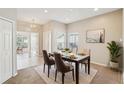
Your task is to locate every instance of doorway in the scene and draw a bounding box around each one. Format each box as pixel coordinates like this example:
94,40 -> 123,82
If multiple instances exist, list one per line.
16,31 -> 40,70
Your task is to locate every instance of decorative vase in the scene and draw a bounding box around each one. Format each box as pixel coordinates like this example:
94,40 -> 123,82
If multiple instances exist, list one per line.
110,61 -> 119,69
65,51 -> 68,56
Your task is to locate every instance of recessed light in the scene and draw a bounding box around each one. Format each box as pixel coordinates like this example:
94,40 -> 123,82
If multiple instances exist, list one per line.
94,8 -> 99,11
44,9 -> 48,13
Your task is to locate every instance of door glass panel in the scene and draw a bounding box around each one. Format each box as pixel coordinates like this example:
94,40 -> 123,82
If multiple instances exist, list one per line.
31,32 -> 39,55
16,32 -> 29,54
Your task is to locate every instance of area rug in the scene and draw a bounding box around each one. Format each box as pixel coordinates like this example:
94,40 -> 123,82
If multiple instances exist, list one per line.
34,64 -> 97,84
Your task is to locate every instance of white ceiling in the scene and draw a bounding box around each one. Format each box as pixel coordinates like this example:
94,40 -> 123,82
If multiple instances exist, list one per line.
17,8 -> 120,24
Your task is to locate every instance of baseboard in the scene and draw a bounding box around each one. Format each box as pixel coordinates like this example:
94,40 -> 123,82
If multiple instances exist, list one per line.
91,61 -> 108,67
13,72 -> 18,77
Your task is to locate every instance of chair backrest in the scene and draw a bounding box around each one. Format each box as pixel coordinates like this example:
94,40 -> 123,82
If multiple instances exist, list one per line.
54,52 -> 66,72
42,50 -> 50,65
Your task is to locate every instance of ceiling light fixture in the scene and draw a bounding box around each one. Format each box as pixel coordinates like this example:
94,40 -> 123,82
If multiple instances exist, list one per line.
30,19 -> 36,28
94,8 -> 99,11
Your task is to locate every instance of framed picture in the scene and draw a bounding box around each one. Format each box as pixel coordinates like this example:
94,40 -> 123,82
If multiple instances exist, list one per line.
86,28 -> 105,43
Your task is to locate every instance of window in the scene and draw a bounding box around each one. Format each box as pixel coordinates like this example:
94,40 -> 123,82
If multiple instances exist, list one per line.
57,34 -> 65,50
16,32 -> 29,54
68,33 -> 79,50
16,32 -> 28,49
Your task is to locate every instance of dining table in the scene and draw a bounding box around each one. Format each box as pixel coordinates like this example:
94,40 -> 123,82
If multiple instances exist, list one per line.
49,52 -> 90,84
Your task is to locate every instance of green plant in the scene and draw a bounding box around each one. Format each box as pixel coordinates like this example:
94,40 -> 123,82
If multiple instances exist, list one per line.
107,41 -> 121,63
64,48 -> 70,51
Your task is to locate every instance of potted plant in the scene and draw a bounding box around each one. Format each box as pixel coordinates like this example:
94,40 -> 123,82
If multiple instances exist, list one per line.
107,41 -> 121,69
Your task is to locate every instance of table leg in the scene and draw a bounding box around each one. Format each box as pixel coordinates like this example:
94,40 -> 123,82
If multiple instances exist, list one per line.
88,57 -> 90,74
75,62 -> 79,84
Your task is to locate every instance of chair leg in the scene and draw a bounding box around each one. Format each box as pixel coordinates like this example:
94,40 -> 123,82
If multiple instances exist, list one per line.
43,64 -> 45,73
72,69 -> 74,81
55,69 -> 57,81
48,65 -> 50,77
85,64 -> 87,73
62,73 -> 65,84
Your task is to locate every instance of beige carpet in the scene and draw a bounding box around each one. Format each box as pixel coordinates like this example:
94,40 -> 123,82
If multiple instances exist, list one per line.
34,64 -> 97,84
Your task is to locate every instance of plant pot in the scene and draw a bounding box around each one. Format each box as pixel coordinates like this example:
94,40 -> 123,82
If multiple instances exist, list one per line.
110,61 -> 119,69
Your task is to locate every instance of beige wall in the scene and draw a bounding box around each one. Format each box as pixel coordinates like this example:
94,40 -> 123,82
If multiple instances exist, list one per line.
43,21 -> 66,52
51,21 -> 66,52
67,10 -> 122,66
17,21 -> 42,32
17,21 -> 43,55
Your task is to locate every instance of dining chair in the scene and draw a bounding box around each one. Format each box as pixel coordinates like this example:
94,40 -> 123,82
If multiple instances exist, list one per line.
54,52 -> 74,84
78,48 -> 91,73
42,50 -> 55,77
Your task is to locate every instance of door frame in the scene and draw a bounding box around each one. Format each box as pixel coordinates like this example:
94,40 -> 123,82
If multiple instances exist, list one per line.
43,31 -> 52,53
31,32 -> 40,56
0,16 -> 17,78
